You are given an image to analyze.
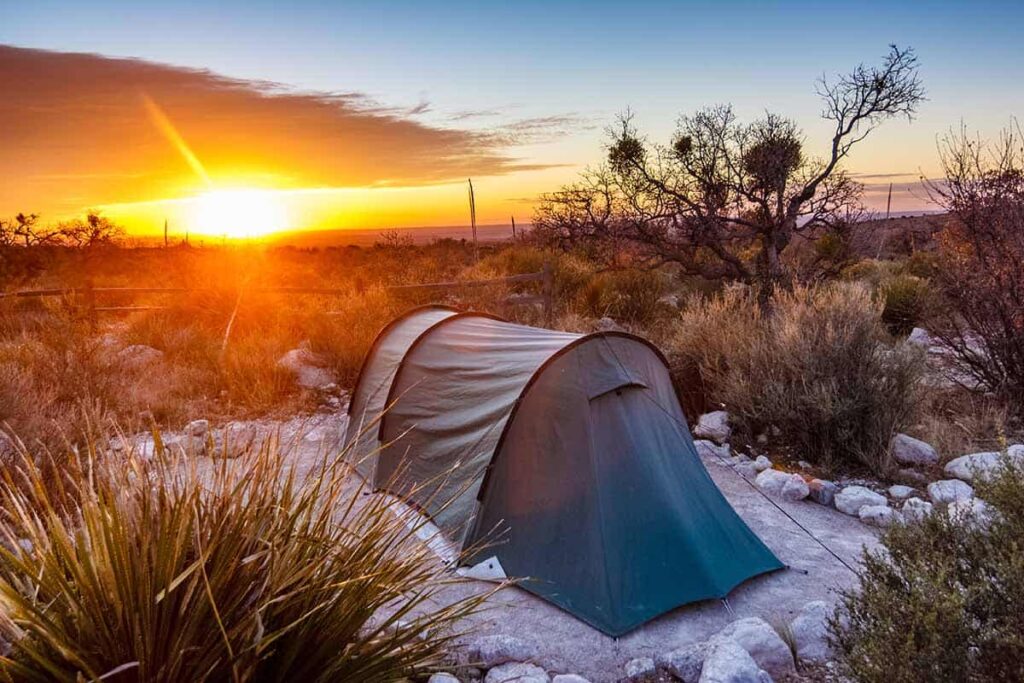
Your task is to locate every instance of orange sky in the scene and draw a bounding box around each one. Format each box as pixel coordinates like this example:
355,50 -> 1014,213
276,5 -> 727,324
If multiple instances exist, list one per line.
0,43 -> 963,238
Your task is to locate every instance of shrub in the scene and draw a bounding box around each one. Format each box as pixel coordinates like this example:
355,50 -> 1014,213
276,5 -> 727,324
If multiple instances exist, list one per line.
830,456 -> 1024,682
927,125 -> 1024,406
0,435 -> 490,682
671,284 -> 924,473
879,274 -> 933,336
577,269 -> 668,325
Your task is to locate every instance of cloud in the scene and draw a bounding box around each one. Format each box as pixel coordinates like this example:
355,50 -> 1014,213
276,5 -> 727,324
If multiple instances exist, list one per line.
494,114 -> 596,144
0,45 -> 559,215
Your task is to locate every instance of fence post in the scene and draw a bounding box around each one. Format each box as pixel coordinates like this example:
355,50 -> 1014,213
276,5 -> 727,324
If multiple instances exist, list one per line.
84,278 -> 97,331
541,260 -> 553,326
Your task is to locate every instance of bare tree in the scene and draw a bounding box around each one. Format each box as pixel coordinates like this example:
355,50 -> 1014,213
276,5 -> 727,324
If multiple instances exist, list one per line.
534,45 -> 924,292
54,211 -> 124,248
926,123 -> 1024,401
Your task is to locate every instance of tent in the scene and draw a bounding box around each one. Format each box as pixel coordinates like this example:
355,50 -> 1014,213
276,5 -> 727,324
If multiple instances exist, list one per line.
344,305 -> 783,636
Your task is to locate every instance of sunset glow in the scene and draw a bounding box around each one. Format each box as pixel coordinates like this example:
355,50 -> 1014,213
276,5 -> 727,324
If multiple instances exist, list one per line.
191,189 -> 289,238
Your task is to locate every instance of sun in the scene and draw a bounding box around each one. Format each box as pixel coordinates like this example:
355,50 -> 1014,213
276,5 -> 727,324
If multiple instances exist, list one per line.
191,189 -> 288,238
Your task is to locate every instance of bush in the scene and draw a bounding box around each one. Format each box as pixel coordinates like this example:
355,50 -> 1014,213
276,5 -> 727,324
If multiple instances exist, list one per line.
577,269 -> 668,325
0,436 -> 489,682
880,274 -> 933,336
671,284 -> 924,473
830,456 -> 1024,682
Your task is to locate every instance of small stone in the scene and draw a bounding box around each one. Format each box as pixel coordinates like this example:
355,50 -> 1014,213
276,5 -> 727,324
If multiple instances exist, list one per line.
735,462 -> 759,479
887,484 -> 916,500
835,486 -> 887,516
807,479 -> 838,507
859,504 -> 900,528
429,674 -> 460,683
790,600 -> 831,663
624,657 -> 655,679
907,327 -> 932,347
466,635 -> 538,668
695,440 -> 731,461
890,433 -> 939,467
277,347 -> 335,390
753,455 -> 772,472
927,479 -> 974,504
485,663 -> 549,683
552,676 -> 591,683
594,316 -> 623,332
781,475 -> 810,501
714,617 -> 795,677
657,643 -> 705,683
902,497 -> 934,522
797,460 -> 813,470
699,637 -> 771,683
185,419 -> 209,437
694,411 -> 731,444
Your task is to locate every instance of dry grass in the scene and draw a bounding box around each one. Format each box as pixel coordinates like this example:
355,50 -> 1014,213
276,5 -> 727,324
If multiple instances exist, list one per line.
0,433 -> 492,682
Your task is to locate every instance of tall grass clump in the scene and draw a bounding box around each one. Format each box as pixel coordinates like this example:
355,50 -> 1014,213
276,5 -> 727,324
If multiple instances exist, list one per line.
830,456 -> 1024,682
671,283 -> 925,473
0,436 -> 489,682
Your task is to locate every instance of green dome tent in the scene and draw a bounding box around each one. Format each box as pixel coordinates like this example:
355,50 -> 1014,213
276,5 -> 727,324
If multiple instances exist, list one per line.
344,305 -> 783,636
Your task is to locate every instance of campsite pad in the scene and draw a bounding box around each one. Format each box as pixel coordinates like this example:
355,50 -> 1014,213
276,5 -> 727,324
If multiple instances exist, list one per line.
266,412 -> 879,683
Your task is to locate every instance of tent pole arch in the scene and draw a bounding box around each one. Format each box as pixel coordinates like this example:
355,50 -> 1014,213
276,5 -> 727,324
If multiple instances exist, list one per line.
347,304 -> 458,419
467,330 -> 677,543
375,310 -> 509,442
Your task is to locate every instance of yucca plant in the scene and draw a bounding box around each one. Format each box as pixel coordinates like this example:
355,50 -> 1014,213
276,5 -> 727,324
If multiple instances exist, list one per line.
0,430 -> 491,682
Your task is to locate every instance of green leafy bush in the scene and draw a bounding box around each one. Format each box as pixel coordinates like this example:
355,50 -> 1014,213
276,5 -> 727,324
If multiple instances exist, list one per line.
671,284 -> 924,473
880,274 -> 933,336
830,457 -> 1024,682
0,436 -> 489,682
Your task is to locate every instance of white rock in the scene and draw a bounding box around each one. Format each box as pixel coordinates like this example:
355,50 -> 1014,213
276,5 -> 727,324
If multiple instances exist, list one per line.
907,327 -> 932,346
714,617 -> 794,677
552,676 -> 591,683
698,637 -> 772,683
927,479 -> 974,504
834,486 -> 887,516
889,434 -> 939,467
901,497 -> 934,522
594,317 -> 623,332
753,455 -> 772,472
944,447 -> 1024,483
657,643 -> 705,683
859,504 -> 900,528
485,663 -> 549,683
694,411 -> 731,444
277,348 -> 335,390
695,440 -> 731,461
429,674 -> 461,683
887,485 -> 916,500
659,293 -> 681,308
466,635 -> 538,668
735,462 -> 759,479
947,497 -> 994,528
780,475 -> 810,501
624,657 -> 655,679
185,419 -> 209,437
807,479 -> 837,507
790,600 -> 831,663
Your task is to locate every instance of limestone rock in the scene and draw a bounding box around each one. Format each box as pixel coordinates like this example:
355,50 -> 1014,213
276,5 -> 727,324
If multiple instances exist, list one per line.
902,497 -> 934,522
694,411 -> 731,444
780,475 -> 810,501
859,504 -> 900,528
698,637 -> 772,683
485,662 -> 549,683
807,479 -> 837,507
657,643 -> 706,683
790,600 -> 831,664
887,484 -> 916,500
552,676 -> 591,683
466,635 -> 538,668
277,347 -> 335,390
890,433 -> 939,467
714,617 -> 795,677
835,486 -> 886,516
429,674 -> 461,683
185,419 -> 209,437
753,455 -> 772,472
624,657 -> 655,679
944,446 -> 1024,483
927,479 -> 974,504
594,317 -> 623,333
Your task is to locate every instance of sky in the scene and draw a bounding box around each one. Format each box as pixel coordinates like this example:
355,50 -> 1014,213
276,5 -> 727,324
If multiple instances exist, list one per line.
1,0 -> 1022,237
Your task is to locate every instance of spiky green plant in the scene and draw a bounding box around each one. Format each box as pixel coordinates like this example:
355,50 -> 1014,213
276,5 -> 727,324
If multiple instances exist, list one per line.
0,431 -> 491,682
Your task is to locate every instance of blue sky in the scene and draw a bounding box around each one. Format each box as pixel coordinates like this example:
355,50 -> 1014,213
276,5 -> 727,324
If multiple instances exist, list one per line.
2,0 -> 1023,225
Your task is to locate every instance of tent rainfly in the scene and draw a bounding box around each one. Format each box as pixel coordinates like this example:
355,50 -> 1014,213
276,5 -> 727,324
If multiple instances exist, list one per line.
344,305 -> 783,636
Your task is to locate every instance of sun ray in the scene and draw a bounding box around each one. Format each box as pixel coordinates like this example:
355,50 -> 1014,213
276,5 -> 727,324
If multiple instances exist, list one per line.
140,93 -> 211,187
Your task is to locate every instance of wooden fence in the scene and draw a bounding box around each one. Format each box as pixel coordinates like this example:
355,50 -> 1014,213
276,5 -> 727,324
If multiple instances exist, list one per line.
0,262 -> 554,327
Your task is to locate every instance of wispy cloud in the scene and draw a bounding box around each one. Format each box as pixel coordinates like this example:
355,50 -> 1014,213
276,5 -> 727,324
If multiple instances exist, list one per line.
0,45 -> 559,215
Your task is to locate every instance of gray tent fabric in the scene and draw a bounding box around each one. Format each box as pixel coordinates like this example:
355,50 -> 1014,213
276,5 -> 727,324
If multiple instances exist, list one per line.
344,309 -> 784,636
